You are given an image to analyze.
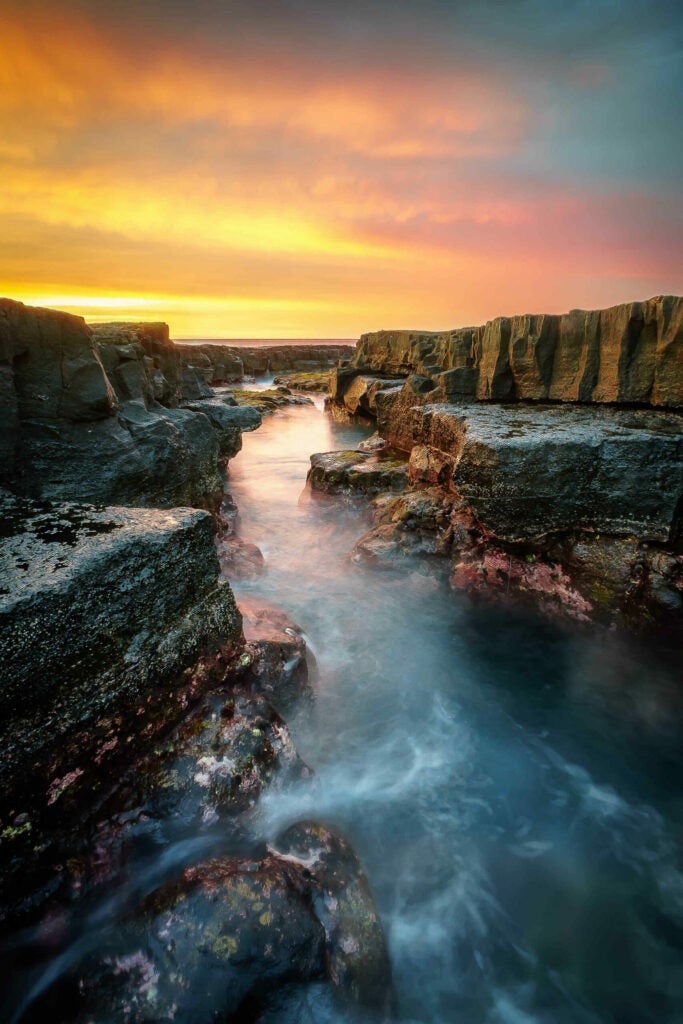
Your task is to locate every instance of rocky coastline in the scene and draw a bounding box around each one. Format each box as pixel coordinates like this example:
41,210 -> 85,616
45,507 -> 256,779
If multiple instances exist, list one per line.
176,340 -> 354,384
0,300 -> 389,1022
320,296 -> 683,633
1,294 -> 682,1020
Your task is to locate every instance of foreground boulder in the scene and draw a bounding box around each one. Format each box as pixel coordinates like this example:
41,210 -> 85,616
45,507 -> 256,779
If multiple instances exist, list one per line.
63,823 -> 392,1024
0,492 -> 242,818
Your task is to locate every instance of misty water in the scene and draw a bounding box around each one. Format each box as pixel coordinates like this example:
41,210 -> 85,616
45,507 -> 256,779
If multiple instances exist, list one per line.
228,399 -> 683,1024
4,398 -> 683,1024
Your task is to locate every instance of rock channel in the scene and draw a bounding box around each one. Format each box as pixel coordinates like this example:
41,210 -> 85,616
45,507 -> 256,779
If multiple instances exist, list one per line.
0,300 -> 392,1022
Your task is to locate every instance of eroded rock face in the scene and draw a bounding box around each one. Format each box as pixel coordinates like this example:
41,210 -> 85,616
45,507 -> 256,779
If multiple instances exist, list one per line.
0,492 -> 242,806
178,342 -> 355,382
351,296 -> 683,407
65,822 -> 392,1024
0,301 -> 251,511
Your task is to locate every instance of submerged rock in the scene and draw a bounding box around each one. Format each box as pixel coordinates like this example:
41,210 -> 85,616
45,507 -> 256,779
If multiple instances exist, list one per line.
64,823 -> 392,1024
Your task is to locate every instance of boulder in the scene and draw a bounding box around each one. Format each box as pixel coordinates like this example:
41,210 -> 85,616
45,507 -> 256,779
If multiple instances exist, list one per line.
64,822 -> 392,1024
238,599 -> 313,709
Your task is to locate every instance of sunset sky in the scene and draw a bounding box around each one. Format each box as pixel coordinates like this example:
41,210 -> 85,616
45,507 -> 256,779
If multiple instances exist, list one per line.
1,0 -> 682,337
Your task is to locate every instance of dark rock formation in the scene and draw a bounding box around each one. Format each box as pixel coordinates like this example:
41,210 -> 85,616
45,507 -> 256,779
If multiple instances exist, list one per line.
239,598 -> 313,709
0,492 -> 242,806
0,301 -> 256,511
65,822 -> 392,1024
178,342 -> 355,383
308,450 -> 409,496
350,295 -> 683,408
388,403 -> 683,543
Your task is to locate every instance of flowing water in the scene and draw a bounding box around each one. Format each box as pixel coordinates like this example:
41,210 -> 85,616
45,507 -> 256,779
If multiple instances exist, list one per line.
228,399 -> 683,1024
3,398 -> 683,1023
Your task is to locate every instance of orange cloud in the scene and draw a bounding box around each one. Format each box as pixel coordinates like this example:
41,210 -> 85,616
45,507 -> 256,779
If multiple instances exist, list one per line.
0,2 -> 680,337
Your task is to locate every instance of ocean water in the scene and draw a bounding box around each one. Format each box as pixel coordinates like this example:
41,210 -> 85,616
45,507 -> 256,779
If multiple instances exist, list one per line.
176,337 -> 355,347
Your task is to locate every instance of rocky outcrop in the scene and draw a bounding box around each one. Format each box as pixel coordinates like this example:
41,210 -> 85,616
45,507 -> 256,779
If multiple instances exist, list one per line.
0,301 -> 257,511
385,403 -> 683,543
308,450 -> 409,495
0,492 -> 242,807
65,823 -> 391,1024
232,385 -> 314,414
350,295 -> 683,408
273,370 -> 331,392
178,342 -> 355,383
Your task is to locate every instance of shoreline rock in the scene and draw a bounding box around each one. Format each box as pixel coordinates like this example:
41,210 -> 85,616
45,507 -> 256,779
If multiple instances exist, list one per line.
177,341 -> 355,384
345,295 -> 683,408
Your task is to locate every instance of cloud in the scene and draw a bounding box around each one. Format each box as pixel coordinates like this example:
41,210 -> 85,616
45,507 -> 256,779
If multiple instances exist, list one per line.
0,0 -> 681,335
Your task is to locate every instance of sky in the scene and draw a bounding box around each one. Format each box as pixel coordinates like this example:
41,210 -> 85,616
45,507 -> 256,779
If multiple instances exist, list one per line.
1,0 -> 682,337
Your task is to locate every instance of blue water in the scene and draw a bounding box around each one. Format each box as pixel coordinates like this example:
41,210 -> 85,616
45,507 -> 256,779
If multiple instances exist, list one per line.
228,400 -> 683,1024
3,399 -> 682,1023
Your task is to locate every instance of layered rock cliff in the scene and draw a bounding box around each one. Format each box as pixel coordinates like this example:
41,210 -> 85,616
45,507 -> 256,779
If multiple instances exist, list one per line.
322,297 -> 683,632
350,295 -> 683,407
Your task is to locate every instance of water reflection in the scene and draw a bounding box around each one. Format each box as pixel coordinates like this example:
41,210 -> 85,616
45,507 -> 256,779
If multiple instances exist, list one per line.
228,402 -> 683,1024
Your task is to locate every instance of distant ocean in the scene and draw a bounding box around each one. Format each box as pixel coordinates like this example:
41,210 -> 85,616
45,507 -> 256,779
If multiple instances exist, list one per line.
176,338 -> 355,347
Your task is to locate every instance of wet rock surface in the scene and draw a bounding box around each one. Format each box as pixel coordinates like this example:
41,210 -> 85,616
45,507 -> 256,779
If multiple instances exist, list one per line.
0,491 -> 242,817
239,598 -> 314,710
57,821 -> 391,1024
308,450 -> 409,495
346,478 -> 683,632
